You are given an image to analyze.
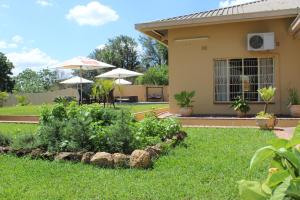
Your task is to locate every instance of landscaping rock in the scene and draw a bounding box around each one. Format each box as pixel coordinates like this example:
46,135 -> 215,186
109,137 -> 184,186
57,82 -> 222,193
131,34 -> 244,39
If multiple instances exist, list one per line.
30,148 -> 45,159
90,152 -> 114,168
130,150 -> 151,169
0,146 -> 12,154
145,146 -> 162,159
81,152 -> 94,164
41,152 -> 56,161
113,153 -> 130,168
55,152 -> 82,162
15,148 -> 32,157
174,131 -> 188,141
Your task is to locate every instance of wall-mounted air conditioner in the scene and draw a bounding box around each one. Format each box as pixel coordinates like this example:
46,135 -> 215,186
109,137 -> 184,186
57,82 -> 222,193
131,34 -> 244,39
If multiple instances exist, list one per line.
247,32 -> 275,51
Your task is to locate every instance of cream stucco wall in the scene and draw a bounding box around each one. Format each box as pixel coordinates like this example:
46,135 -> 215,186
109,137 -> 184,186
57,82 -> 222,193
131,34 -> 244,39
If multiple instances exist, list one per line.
168,18 -> 300,115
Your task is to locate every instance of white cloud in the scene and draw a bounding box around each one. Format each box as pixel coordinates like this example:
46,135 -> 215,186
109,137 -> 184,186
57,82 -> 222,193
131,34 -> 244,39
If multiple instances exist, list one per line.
12,35 -> 23,44
1,4 -> 10,8
6,48 -> 59,74
219,0 -> 255,7
66,1 -> 119,26
0,35 -> 24,49
36,0 -> 52,7
96,44 -> 105,50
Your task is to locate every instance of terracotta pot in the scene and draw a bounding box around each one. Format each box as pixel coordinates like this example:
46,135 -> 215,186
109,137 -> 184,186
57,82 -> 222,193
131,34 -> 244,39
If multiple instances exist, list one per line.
289,105 -> 300,117
178,107 -> 193,117
256,117 -> 278,130
236,111 -> 247,118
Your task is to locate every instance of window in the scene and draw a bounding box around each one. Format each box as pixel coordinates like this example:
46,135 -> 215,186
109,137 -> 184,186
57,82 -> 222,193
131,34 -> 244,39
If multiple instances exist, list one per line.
214,58 -> 274,102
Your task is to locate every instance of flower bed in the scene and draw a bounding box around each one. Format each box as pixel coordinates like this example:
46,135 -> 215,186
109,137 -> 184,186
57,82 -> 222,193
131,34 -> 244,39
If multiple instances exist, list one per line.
0,102 -> 187,169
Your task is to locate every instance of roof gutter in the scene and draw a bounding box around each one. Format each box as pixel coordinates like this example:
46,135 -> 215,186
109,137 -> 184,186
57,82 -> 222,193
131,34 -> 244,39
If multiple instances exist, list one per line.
135,8 -> 299,31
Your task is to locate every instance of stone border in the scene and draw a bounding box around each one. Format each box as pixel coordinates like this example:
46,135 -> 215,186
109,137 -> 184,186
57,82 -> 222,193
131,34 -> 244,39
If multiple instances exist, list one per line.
0,131 -> 187,169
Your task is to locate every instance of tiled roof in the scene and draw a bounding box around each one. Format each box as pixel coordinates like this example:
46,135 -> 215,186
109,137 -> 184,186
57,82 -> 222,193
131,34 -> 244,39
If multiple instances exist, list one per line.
157,0 -> 300,23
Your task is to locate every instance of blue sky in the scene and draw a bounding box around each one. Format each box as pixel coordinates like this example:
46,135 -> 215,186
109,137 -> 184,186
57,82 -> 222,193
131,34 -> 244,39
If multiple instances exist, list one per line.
0,0 -> 253,74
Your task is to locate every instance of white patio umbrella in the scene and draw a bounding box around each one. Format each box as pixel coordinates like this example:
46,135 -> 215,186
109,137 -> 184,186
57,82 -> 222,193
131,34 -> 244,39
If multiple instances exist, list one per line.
60,76 -> 93,84
56,57 -> 115,103
96,68 -> 143,79
96,68 -> 143,102
114,78 -> 132,85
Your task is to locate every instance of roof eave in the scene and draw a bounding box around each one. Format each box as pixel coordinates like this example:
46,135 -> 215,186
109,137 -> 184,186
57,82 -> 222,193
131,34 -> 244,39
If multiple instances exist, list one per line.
135,8 -> 299,32
290,14 -> 300,38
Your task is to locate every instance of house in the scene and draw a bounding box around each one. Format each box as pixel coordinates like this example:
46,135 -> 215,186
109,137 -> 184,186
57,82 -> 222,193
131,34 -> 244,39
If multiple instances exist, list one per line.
135,0 -> 300,116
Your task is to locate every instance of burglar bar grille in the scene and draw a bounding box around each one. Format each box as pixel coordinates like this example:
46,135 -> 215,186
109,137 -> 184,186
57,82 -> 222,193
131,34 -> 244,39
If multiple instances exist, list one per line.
214,58 -> 274,102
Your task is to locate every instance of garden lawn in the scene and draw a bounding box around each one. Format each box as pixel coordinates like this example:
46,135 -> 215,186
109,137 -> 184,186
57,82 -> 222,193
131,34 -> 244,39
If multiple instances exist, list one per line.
0,128 -> 273,200
0,123 -> 38,137
0,103 -> 168,116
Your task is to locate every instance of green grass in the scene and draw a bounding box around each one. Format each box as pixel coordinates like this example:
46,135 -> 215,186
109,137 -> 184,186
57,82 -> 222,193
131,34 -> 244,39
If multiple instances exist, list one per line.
0,123 -> 38,137
0,128 -> 273,200
0,103 -> 168,116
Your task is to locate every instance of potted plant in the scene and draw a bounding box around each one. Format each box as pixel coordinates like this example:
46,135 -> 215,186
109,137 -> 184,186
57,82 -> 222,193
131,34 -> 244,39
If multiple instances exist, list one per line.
256,87 -> 277,130
231,96 -> 250,117
288,88 -> 300,117
174,91 -> 195,117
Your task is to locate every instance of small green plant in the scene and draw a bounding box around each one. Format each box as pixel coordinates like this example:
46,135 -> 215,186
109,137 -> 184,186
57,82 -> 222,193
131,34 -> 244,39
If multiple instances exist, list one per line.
288,88 -> 300,105
92,79 -> 114,104
0,133 -> 12,146
239,137 -> 300,200
231,96 -> 250,114
257,87 -> 276,114
15,95 -> 30,106
53,96 -> 76,106
0,92 -> 9,107
256,111 -> 276,119
12,133 -> 39,149
174,91 -> 195,107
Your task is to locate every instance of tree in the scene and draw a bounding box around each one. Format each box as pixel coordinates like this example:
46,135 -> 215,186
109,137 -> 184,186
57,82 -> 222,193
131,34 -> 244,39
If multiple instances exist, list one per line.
139,36 -> 168,68
38,69 -> 58,91
90,35 -> 140,70
14,68 -> 58,93
0,52 -> 15,92
135,65 -> 169,85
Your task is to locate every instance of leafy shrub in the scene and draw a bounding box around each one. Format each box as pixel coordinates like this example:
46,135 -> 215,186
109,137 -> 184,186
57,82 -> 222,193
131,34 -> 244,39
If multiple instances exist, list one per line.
0,92 -> 9,107
0,133 -> 12,146
135,65 -> 169,85
288,88 -> 300,105
36,103 -> 183,153
239,137 -> 300,200
160,117 -> 182,139
12,133 -> 39,149
37,119 -> 65,151
95,110 -> 138,154
53,96 -> 76,106
231,96 -> 250,114
136,113 -> 182,147
174,91 -> 195,107
15,95 -> 30,106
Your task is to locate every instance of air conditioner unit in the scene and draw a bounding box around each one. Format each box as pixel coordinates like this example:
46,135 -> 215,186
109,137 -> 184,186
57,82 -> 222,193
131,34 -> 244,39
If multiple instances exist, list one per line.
247,32 -> 275,51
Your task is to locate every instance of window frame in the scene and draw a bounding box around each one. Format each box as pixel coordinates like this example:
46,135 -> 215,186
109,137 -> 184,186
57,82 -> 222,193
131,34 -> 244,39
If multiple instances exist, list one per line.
213,57 -> 275,104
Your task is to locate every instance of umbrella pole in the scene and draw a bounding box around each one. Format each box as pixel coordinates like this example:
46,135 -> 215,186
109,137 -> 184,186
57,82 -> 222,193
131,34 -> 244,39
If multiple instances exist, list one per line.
80,66 -> 83,104
119,75 -> 122,104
